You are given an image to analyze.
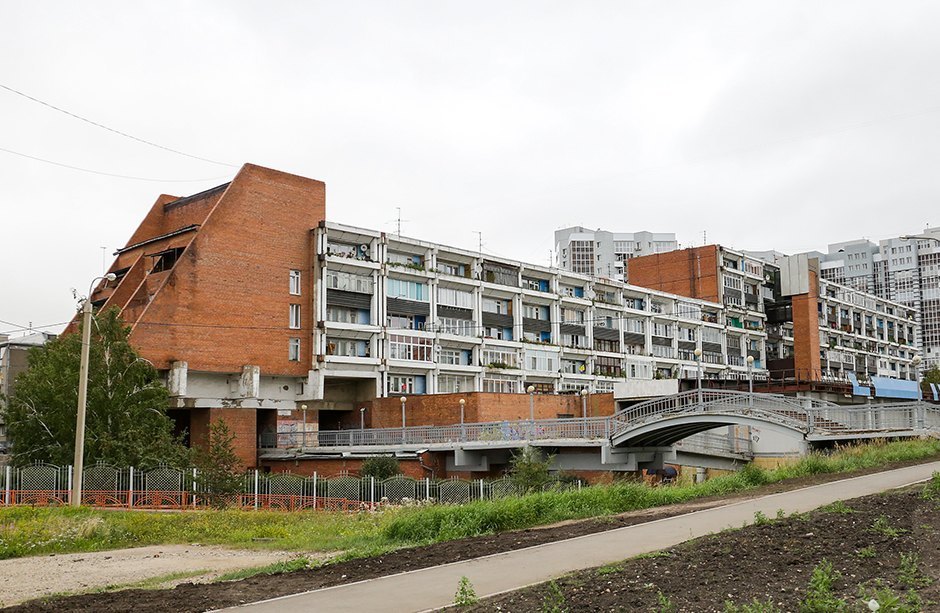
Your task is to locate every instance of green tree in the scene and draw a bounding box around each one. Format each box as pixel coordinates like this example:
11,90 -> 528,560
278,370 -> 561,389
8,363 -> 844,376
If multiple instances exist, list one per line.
922,366 -> 940,385
508,445 -> 554,493
2,307 -> 187,467
193,418 -> 243,508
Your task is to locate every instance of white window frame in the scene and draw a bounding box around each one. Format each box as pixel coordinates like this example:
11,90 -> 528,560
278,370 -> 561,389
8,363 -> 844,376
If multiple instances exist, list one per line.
289,270 -> 302,295
289,304 -> 301,329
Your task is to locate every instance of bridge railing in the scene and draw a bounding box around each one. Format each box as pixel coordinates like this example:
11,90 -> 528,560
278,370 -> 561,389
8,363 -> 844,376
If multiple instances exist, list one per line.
260,393 -> 940,452
271,416 -> 612,449
805,402 -> 931,434
608,389 -> 815,440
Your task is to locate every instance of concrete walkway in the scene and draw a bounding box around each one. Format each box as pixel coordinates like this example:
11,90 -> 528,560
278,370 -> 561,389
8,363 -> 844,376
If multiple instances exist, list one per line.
228,461 -> 940,613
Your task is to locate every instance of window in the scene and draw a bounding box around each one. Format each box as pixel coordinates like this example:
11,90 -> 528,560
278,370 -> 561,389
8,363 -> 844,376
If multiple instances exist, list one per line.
562,308 -> 584,323
387,314 -> 426,330
326,270 -> 373,293
289,270 -> 301,295
595,355 -> 623,377
326,338 -> 369,357
437,261 -> 466,277
482,348 -> 519,369
482,297 -> 510,314
438,374 -> 474,393
326,306 -> 369,324
389,334 -> 433,361
388,375 -> 417,394
387,278 -> 428,301
482,373 -> 518,393
288,338 -> 301,361
652,322 -> 672,337
523,304 -> 548,320
439,348 -> 471,365
437,286 -> 473,308
525,349 -> 557,372
289,304 -> 301,329
436,317 -> 474,336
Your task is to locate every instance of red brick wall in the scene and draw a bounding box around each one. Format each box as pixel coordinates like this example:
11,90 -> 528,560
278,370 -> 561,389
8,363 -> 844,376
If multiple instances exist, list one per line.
108,164 -> 325,375
189,407 -> 258,470
792,269 -> 822,379
628,245 -> 721,303
368,392 -> 615,428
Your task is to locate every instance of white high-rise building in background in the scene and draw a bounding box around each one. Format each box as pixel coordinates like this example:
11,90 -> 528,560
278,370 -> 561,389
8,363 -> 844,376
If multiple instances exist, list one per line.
797,227 -> 940,369
554,227 -> 678,281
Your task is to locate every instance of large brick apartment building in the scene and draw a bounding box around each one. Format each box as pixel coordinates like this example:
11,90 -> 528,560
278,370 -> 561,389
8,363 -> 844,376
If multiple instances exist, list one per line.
81,165 -> 921,467
628,246 -> 921,398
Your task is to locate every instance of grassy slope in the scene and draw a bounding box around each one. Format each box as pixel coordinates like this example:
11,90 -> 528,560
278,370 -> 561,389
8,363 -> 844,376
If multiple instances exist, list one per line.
1,439 -> 937,561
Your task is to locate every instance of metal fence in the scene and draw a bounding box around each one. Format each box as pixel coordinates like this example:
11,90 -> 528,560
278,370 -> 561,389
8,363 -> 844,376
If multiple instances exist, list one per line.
0,462 -> 582,511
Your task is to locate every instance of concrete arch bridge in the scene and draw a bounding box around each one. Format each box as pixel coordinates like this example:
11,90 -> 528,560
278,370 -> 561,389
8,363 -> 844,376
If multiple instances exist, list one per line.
261,389 -> 939,474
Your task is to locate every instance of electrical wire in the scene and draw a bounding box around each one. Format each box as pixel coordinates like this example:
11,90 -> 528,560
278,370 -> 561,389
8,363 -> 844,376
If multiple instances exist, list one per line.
0,83 -> 236,167
0,146 -> 233,183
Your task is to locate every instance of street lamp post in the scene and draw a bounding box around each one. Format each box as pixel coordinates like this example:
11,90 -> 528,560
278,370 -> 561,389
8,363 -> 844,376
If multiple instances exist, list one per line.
912,355 -> 923,399
300,404 -> 307,447
746,355 -> 755,408
360,407 -> 366,431
579,388 -> 589,437
526,385 -> 535,439
912,355 -> 924,429
400,396 -> 407,442
693,348 -> 703,408
71,273 -> 116,507
459,398 -> 466,442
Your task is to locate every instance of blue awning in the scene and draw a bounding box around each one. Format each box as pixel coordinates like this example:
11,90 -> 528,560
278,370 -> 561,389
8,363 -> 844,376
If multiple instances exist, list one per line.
846,372 -> 871,397
930,382 -> 939,402
871,376 -> 920,400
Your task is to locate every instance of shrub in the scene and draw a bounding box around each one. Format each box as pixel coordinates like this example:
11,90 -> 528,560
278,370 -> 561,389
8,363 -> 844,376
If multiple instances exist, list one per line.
360,457 -> 401,480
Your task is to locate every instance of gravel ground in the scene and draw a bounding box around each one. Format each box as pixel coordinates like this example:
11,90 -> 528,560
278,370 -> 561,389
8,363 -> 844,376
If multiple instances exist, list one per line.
0,544 -> 315,607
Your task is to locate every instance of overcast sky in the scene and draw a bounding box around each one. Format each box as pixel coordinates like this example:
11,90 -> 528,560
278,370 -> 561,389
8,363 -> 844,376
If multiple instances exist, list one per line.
2,1 -> 939,337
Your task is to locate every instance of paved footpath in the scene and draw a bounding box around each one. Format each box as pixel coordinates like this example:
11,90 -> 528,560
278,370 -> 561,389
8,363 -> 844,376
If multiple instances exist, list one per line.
228,461 -> 940,613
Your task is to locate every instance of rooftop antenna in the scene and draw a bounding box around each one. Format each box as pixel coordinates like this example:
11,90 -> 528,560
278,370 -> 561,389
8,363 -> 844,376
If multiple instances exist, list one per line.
474,231 -> 483,256
396,207 -> 402,236
548,249 -> 553,268
702,230 -> 707,246
100,246 -> 107,275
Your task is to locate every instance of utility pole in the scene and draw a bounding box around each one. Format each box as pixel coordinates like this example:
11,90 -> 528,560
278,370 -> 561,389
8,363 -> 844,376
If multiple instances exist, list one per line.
72,273 -> 115,507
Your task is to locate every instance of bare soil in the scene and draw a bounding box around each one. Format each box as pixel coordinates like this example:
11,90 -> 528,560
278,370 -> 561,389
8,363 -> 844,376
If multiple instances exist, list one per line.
472,487 -> 940,612
4,456 -> 938,613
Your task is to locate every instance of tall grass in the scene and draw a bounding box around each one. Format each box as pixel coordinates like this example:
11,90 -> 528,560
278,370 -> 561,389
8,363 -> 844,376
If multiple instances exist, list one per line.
382,438 -> 940,542
0,439 -> 936,561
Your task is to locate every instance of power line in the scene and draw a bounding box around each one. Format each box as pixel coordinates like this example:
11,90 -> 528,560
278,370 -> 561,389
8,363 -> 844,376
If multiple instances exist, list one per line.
0,320 -> 71,336
0,82 -> 236,168
0,146 -> 233,183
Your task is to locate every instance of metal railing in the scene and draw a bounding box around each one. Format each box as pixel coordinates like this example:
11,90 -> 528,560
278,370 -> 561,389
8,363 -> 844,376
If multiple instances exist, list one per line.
265,416 -> 612,449
261,390 -> 940,453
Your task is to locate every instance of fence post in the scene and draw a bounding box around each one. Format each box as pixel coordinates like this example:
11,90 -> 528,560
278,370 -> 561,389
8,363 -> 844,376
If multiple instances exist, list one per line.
313,472 -> 318,510
578,479 -> 582,492
425,477 -> 430,502
479,479 -> 484,501
254,469 -> 259,510
4,465 -> 10,506
67,466 -> 73,505
370,476 -> 375,507
128,466 -> 134,509
192,468 -> 198,509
